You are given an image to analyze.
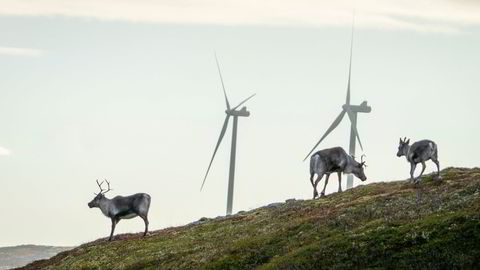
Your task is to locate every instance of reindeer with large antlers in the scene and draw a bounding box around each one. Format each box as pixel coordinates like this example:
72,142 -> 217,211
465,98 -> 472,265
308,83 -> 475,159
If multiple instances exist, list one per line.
88,179 -> 151,241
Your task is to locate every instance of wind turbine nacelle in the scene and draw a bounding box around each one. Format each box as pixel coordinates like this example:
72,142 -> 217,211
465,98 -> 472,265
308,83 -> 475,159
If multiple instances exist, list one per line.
226,107 -> 250,117
343,101 -> 372,113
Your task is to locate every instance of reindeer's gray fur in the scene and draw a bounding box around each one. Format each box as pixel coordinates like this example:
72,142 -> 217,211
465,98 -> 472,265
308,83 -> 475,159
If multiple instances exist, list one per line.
397,138 -> 440,183
88,180 -> 151,241
309,147 -> 367,199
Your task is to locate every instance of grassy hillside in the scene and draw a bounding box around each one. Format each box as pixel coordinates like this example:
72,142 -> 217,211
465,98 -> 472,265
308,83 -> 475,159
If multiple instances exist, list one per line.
19,167 -> 480,269
0,245 -> 71,270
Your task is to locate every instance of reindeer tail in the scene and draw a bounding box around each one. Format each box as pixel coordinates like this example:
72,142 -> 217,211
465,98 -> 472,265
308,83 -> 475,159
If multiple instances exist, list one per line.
431,141 -> 439,158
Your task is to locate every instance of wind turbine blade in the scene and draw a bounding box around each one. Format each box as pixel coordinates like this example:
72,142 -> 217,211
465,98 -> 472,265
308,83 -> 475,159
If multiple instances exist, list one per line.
346,14 -> 355,106
303,110 -> 346,161
346,67 -> 351,106
345,109 -> 364,151
232,93 -> 256,110
215,52 -> 230,110
201,115 -> 231,190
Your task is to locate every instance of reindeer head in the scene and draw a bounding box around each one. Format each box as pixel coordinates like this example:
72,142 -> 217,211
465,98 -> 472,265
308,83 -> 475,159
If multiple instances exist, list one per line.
397,137 -> 410,157
351,155 -> 368,181
88,179 -> 112,208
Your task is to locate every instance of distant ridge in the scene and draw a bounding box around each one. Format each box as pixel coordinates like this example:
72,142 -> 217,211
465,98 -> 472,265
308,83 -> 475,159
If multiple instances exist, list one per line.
19,168 -> 480,269
0,245 -> 72,269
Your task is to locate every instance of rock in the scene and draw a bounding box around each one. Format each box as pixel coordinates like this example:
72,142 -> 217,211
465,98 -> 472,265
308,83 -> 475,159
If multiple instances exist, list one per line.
189,217 -> 210,226
266,202 -> 283,208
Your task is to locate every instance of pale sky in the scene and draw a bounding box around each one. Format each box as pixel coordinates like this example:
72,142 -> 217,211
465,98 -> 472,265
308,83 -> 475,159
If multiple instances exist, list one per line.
1,0 -> 479,247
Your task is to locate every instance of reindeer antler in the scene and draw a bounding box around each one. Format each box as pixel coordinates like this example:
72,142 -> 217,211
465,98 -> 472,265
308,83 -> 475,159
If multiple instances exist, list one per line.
361,154 -> 368,167
94,179 -> 112,195
103,179 -> 112,194
94,179 -> 104,195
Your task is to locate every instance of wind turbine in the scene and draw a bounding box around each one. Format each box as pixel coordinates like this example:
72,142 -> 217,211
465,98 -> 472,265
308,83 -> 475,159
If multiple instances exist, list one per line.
200,53 -> 256,216
303,21 -> 371,189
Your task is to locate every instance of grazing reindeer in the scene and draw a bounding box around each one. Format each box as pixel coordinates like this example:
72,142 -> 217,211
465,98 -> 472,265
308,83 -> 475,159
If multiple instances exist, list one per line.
397,137 -> 440,183
88,180 -> 151,241
310,147 -> 367,199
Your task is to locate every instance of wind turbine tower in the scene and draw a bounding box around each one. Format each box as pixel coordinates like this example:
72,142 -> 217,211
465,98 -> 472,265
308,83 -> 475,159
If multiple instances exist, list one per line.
201,53 -> 256,215
304,21 -> 371,189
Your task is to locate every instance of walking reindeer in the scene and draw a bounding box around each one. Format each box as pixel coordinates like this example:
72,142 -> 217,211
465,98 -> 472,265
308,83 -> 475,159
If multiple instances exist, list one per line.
88,180 -> 151,241
310,147 -> 367,199
397,137 -> 440,183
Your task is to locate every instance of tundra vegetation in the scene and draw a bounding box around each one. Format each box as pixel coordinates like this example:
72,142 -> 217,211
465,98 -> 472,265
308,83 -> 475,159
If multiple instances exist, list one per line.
21,167 -> 480,270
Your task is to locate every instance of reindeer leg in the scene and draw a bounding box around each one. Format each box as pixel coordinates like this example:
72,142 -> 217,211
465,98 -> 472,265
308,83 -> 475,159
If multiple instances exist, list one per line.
310,173 -> 315,188
417,161 -> 426,183
410,163 -> 416,183
313,173 -> 323,199
337,172 -> 342,193
141,215 -> 149,237
321,174 -> 330,197
431,157 -> 441,179
109,218 -> 118,241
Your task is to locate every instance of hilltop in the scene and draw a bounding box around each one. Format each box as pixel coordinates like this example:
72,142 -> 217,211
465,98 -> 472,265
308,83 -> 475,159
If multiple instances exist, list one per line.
0,245 -> 71,270
19,167 -> 480,269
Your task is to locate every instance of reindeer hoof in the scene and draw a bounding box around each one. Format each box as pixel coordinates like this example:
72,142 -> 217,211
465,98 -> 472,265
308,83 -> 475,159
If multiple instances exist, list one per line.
320,193 -> 325,197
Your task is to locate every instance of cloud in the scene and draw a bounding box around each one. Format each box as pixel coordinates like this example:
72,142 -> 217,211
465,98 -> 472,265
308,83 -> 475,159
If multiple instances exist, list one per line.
0,0 -> 479,33
0,46 -> 44,57
0,146 -> 11,156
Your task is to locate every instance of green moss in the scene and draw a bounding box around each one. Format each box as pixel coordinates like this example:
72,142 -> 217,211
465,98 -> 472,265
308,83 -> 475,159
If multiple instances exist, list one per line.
264,212 -> 480,269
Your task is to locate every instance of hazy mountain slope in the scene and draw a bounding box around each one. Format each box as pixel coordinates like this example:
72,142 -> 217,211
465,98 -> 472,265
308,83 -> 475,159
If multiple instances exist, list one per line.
0,245 -> 71,270
19,167 -> 480,269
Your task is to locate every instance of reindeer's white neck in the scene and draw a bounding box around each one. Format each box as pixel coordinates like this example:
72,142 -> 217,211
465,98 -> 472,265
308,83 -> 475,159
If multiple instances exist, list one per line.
98,197 -> 112,218
344,155 -> 355,174
404,145 -> 411,162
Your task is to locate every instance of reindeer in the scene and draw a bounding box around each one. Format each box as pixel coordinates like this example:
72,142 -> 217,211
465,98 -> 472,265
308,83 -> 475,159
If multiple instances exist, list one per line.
397,137 -> 440,183
88,180 -> 151,241
310,147 -> 367,199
